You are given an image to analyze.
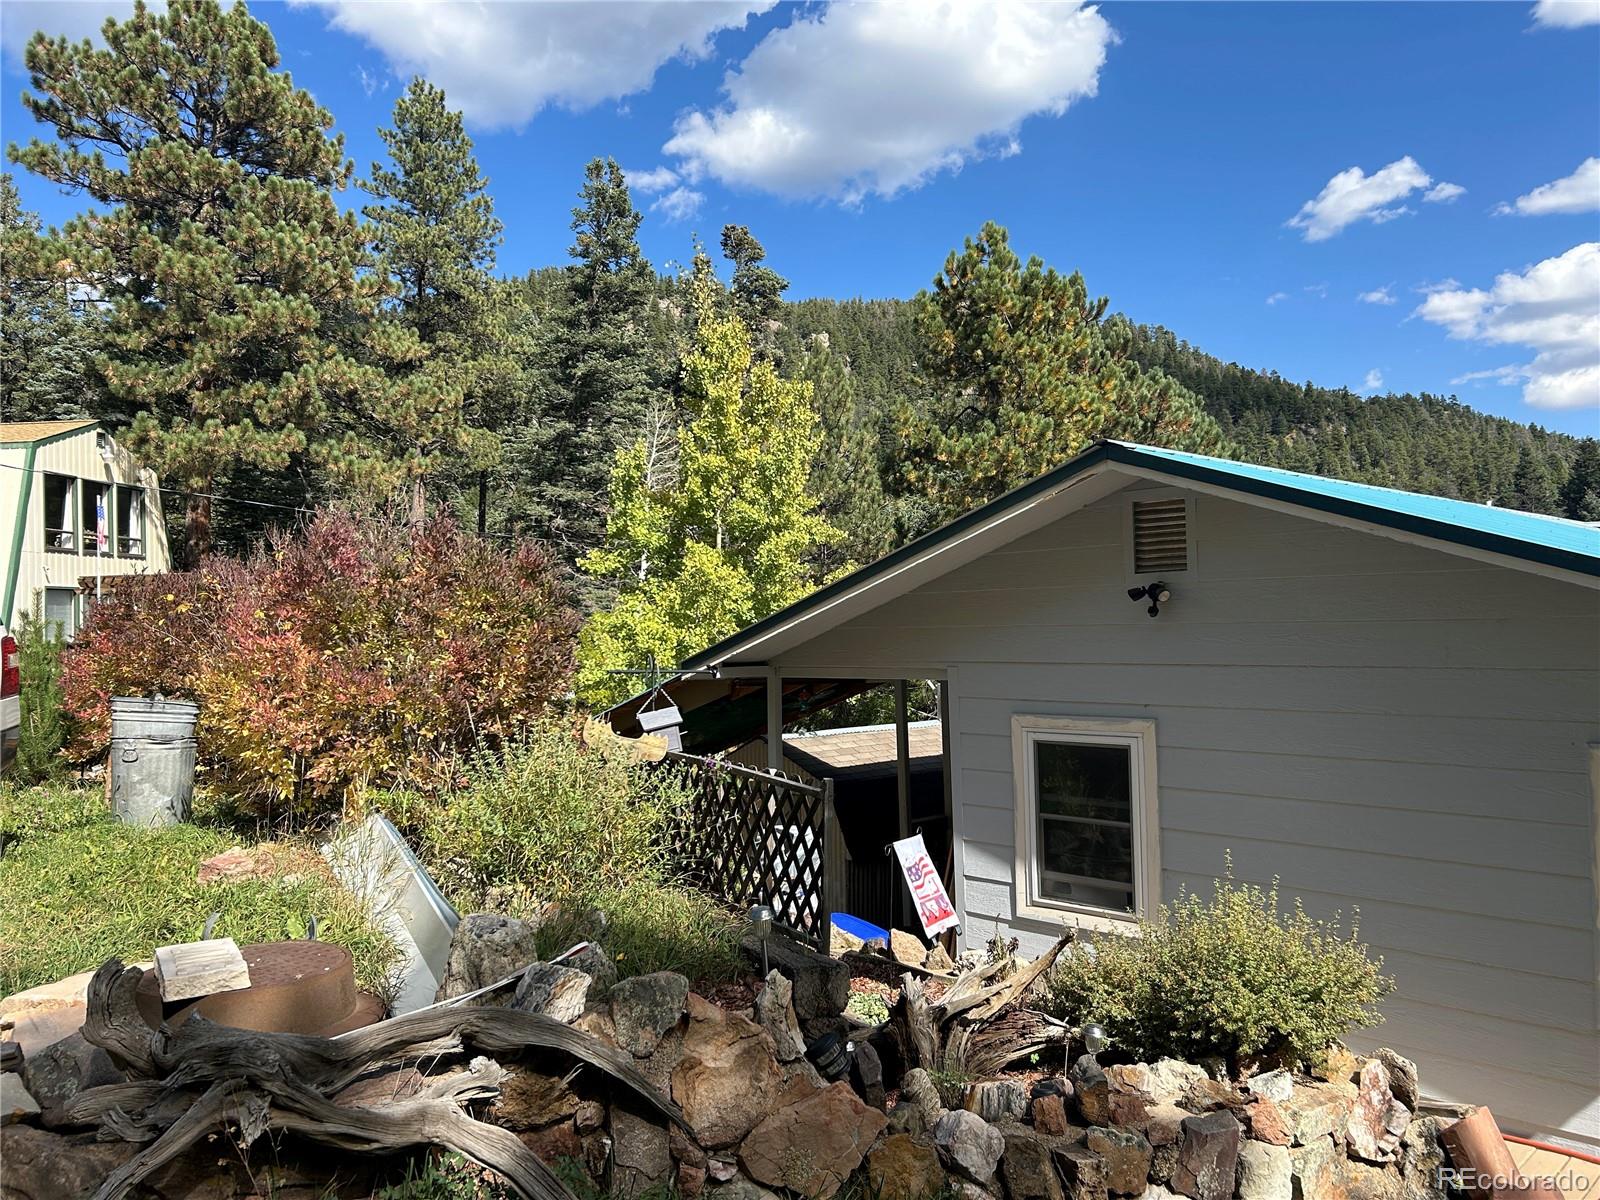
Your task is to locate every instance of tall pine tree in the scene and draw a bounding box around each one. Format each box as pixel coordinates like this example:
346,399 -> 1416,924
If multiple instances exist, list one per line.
362,77 -> 502,518
8,0 -> 447,560
901,221 -> 1227,524
802,336 -> 894,577
721,223 -> 789,358
576,275 -> 839,709
0,173 -> 104,421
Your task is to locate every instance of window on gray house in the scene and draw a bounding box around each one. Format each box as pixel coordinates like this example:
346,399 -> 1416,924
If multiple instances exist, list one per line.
80,480 -> 112,557
43,587 -> 78,638
43,474 -> 75,551
116,485 -> 146,558
1034,740 -> 1136,913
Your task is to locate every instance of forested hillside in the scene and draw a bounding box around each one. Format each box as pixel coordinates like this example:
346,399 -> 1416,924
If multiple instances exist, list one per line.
2,0 -> 1593,693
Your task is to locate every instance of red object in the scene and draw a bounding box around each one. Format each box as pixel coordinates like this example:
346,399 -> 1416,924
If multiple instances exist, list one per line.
1,632 -> 18,699
1503,1135 -> 1600,1169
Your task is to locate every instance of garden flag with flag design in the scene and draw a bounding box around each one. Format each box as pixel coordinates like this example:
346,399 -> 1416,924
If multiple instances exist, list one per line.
96,491 -> 107,553
892,832 -> 960,938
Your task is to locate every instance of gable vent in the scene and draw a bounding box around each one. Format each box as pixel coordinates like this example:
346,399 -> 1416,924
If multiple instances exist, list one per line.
1132,498 -> 1189,573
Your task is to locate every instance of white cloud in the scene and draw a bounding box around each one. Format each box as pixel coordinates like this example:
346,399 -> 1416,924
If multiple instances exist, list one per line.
627,166 -> 681,195
1,1 -> 164,65
1415,242 -> 1600,410
662,0 -> 1115,203
1362,369 -> 1385,393
1531,0 -> 1600,27
1424,181 -> 1466,203
296,1 -> 771,129
1451,365 -> 1524,387
1287,157 -> 1462,241
1494,157 -> 1600,217
1304,282 -> 1329,299
1358,286 -> 1397,305
1265,291 -> 1289,306
651,186 -> 704,223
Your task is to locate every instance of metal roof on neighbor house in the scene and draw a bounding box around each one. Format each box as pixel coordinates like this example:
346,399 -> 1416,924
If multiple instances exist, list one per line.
0,419 -> 97,447
679,438 -> 1600,672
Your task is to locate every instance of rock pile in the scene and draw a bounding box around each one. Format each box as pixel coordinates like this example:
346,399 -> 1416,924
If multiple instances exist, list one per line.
0,917 -> 1467,1200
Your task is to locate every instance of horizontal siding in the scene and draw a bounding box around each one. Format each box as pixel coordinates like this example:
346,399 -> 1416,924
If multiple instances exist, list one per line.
772,485 -> 1600,1145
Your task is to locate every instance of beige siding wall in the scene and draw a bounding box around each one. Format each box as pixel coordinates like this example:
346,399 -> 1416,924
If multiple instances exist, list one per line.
4,428 -> 170,630
772,482 -> 1600,1147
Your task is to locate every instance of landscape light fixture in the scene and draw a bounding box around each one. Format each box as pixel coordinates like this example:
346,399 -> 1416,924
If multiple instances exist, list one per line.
1082,1022 -> 1110,1057
747,903 -> 775,975
1127,581 -> 1172,618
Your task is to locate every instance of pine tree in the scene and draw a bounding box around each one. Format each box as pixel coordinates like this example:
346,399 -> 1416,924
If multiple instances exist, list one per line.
13,599 -> 67,784
507,159 -> 669,563
1509,444 -> 1560,513
0,174 -> 103,421
362,77 -> 503,518
8,0 -> 442,560
802,336 -> 894,577
1560,439 -> 1600,522
575,277 -> 839,709
900,222 -> 1227,524
721,223 -> 788,356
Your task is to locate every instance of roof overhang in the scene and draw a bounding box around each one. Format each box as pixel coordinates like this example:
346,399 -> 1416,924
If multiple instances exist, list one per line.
679,439 -> 1600,673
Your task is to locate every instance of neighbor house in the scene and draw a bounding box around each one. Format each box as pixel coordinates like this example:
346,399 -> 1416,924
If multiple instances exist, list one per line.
1,420 -> 171,636
607,440 -> 1600,1150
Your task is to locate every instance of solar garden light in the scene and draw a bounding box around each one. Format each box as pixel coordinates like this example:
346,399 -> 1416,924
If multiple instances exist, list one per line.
1082,1021 -> 1110,1062
747,904 -> 775,975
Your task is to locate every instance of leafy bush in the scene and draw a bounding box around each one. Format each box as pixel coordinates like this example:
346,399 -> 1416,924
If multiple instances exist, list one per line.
61,509 -> 579,816
0,781 -> 399,998
391,723 -> 743,985
12,601 -> 69,783
1039,867 -> 1393,1071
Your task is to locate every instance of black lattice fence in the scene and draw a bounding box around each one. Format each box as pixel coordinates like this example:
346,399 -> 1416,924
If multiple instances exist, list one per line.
664,751 -> 843,949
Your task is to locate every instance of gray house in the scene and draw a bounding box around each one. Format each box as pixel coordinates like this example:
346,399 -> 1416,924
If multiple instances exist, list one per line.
608,440 -> 1600,1149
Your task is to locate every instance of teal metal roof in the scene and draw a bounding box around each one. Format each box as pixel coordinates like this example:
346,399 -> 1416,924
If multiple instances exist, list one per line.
679,439 -> 1599,671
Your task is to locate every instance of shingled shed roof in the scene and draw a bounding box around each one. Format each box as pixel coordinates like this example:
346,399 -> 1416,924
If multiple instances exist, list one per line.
783,720 -> 942,780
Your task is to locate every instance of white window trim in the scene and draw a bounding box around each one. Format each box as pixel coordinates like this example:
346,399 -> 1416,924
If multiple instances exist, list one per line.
1011,714 -> 1160,932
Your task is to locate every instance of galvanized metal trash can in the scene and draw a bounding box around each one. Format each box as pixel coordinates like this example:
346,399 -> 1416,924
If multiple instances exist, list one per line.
109,696 -> 198,826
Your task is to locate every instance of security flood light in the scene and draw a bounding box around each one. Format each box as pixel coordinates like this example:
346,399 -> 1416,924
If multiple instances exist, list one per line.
1127,581 -> 1172,618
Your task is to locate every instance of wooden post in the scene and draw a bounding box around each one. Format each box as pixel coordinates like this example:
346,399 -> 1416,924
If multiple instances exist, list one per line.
820,778 -> 845,953
894,679 -> 911,928
938,678 -> 959,954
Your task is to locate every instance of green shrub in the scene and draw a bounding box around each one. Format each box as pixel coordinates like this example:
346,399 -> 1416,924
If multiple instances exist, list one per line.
1039,866 -> 1393,1071
390,723 -> 742,985
0,782 -> 399,998
12,601 -> 68,784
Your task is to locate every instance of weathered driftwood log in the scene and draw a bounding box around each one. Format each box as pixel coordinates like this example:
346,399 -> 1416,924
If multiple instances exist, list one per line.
887,932 -> 1075,1076
73,959 -> 688,1200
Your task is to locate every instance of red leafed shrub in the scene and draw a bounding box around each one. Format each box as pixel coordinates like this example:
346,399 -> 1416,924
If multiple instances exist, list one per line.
62,510 -> 579,816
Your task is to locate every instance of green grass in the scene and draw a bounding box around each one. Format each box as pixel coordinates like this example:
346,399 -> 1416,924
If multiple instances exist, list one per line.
0,781 -> 399,999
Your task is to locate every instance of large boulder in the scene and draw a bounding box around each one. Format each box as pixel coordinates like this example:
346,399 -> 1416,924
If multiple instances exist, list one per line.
1068,1054 -> 1110,1126
739,1081 -> 888,1199
434,913 -> 541,1001
868,1134 -> 948,1200
20,1031 -> 125,1124
1346,1060 -> 1409,1164
932,1109 -> 1005,1185
510,963 -> 591,1023
1111,1059 -> 1210,1107
0,1125 -> 135,1198
889,1067 -> 948,1137
1001,1130 -> 1065,1200
612,1106 -> 673,1199
1171,1111 -> 1242,1200
1086,1126 -> 1154,1195
610,972 -> 690,1058
1279,1078 -> 1357,1145
671,994 -> 781,1150
1237,1141 -> 1292,1200
966,1080 -> 1028,1124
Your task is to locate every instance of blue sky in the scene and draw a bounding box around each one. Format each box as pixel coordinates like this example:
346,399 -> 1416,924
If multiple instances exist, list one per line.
3,1 -> 1598,434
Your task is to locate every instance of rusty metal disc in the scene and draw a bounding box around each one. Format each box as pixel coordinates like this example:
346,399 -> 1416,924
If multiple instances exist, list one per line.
136,940 -> 384,1036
